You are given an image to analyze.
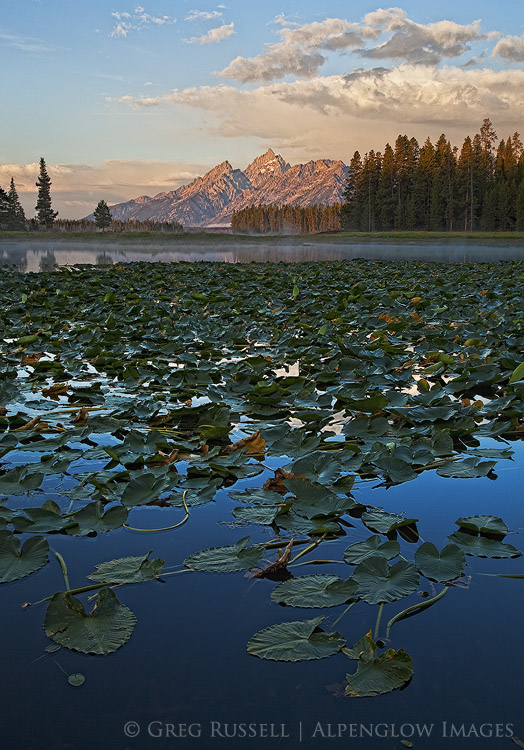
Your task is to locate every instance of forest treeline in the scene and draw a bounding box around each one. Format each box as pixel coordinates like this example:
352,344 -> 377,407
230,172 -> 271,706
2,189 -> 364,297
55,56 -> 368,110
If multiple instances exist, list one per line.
233,119 -> 524,234
231,203 -> 341,234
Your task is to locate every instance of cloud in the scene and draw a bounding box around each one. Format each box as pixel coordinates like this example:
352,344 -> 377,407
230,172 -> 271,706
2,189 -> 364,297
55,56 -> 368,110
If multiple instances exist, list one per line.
218,18 -> 372,82
0,160 -> 203,219
216,10 -> 491,83
111,65 -> 524,162
185,10 -> 223,22
110,6 -> 175,38
185,22 -> 235,45
492,35 -> 524,63
361,17 -> 486,64
0,30 -> 56,53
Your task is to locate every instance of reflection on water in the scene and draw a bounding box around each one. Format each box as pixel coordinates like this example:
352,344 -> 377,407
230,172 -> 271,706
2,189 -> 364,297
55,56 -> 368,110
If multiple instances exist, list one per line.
0,239 -> 523,271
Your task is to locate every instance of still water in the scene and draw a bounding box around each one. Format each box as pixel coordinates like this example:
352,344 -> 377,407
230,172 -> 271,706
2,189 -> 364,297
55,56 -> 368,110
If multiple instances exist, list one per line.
2,442 -> 524,750
1,239 -> 524,270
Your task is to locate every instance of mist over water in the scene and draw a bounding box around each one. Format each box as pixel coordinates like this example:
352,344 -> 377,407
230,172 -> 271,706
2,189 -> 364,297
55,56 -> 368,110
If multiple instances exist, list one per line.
1,240 -> 524,271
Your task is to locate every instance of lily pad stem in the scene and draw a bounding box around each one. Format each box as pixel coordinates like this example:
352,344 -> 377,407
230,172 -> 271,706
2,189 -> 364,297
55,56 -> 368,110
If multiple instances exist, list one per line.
54,552 -> 70,591
123,491 -> 189,532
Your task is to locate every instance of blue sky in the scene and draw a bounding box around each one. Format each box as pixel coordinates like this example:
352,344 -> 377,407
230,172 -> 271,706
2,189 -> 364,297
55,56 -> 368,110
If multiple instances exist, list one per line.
2,1 -> 524,217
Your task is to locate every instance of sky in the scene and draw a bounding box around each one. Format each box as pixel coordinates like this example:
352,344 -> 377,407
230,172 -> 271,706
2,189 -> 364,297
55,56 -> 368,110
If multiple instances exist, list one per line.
2,1 -> 524,218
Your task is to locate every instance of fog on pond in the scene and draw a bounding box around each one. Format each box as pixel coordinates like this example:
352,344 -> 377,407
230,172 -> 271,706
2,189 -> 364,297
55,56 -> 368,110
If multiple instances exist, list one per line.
1,239 -> 524,271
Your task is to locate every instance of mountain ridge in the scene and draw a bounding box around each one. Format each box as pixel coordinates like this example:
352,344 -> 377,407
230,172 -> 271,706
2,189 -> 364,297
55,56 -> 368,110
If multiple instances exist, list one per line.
99,149 -> 348,227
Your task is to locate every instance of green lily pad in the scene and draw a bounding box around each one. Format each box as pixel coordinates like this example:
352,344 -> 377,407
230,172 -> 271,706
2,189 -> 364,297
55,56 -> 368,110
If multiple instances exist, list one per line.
184,536 -> 264,572
345,635 -> 413,697
0,530 -> 49,583
44,588 -> 137,654
352,557 -> 419,604
361,510 -> 418,535
247,616 -> 346,661
270,575 -> 358,608
455,515 -> 508,537
436,458 -> 496,478
344,536 -> 400,565
67,501 -> 128,536
414,542 -> 465,582
232,505 -> 288,526
448,532 -> 522,559
88,551 -> 164,583
68,673 -> 85,687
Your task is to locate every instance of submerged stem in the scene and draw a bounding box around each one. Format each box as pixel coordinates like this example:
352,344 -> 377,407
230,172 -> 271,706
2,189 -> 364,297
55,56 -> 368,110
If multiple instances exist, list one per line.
374,602 -> 384,640
124,490 -> 189,532
54,552 -> 70,591
385,586 -> 449,639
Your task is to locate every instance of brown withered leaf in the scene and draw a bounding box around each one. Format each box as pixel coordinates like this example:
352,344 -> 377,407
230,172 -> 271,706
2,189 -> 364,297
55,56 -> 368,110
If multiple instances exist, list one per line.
21,352 -> 43,365
42,383 -> 70,399
146,449 -> 179,467
12,416 -> 42,432
148,412 -> 172,427
263,467 -> 296,495
252,540 -> 293,579
223,430 -> 265,456
72,407 -> 90,423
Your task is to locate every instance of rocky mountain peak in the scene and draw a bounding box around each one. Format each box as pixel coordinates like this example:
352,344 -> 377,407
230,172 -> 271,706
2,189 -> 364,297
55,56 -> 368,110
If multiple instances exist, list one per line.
245,149 -> 290,188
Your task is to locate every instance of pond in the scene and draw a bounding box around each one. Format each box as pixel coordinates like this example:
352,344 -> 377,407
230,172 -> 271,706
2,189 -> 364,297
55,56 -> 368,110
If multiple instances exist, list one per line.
1,238 -> 524,270
1,257 -> 524,749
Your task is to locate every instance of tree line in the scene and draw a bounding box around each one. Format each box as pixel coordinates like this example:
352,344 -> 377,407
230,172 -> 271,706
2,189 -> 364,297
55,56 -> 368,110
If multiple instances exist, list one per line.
342,118 -> 524,232
0,158 -> 57,230
231,203 -> 342,233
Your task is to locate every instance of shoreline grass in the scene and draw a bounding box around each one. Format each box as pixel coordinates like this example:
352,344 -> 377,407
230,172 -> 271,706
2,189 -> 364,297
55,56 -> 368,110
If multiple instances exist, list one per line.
1,229 -> 524,246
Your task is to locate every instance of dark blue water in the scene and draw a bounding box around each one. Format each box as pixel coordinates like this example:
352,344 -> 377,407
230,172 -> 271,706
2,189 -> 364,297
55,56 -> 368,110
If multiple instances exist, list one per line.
2,439 -> 523,750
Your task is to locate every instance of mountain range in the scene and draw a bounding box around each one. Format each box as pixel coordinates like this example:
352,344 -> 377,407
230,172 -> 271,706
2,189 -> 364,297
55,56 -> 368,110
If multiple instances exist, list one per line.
101,149 -> 348,227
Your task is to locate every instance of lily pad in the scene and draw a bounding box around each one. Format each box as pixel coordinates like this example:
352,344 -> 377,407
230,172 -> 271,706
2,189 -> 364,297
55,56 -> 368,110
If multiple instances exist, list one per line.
455,515 -> 508,537
352,557 -> 419,604
184,536 -> 264,573
270,575 -> 358,608
88,551 -> 164,583
247,616 -> 346,661
345,635 -> 413,697
0,531 -> 49,583
44,588 -> 137,654
414,542 -> 465,582
361,510 -> 418,535
344,536 -> 400,565
448,532 -> 522,559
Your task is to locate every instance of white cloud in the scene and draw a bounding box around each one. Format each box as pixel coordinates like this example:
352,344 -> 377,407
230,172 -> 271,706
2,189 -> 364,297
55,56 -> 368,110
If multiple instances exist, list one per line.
493,35 -> 524,63
218,17 -> 371,82
110,6 -> 175,38
185,10 -> 223,22
110,65 -> 524,162
216,10 -> 490,83
0,30 -> 56,53
185,22 -> 235,45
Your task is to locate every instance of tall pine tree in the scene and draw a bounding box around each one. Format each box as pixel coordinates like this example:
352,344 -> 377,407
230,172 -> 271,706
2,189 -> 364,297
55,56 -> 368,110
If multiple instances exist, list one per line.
35,158 -> 58,228
7,178 -> 26,230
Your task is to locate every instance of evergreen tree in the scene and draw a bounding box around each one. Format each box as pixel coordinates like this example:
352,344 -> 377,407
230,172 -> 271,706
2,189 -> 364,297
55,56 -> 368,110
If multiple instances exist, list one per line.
35,157 -> 58,228
0,187 -> 9,228
93,200 -> 113,230
7,178 -> 26,230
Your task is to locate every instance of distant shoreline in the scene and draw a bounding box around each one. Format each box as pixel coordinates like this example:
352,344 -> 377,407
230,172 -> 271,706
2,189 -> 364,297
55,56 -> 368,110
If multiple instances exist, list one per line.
1,230 -> 524,246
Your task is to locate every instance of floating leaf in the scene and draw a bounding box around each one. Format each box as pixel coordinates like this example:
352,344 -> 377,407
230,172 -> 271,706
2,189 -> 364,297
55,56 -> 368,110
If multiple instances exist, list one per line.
345,635 -> 413,697
68,673 -> 85,687
352,557 -> 419,604
448,532 -> 522,559
44,588 -> 136,654
67,501 -> 128,536
247,616 -> 345,661
455,515 -> 508,537
361,511 -> 418,535
184,536 -> 263,573
88,551 -> 164,583
271,575 -> 358,608
414,543 -> 465,582
0,531 -> 49,583
436,458 -> 496,478
344,536 -> 400,565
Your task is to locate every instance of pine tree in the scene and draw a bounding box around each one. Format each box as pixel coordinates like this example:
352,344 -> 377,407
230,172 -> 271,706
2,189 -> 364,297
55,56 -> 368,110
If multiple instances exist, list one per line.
0,187 -> 9,228
35,157 -> 58,228
7,178 -> 26,230
93,200 -> 113,230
